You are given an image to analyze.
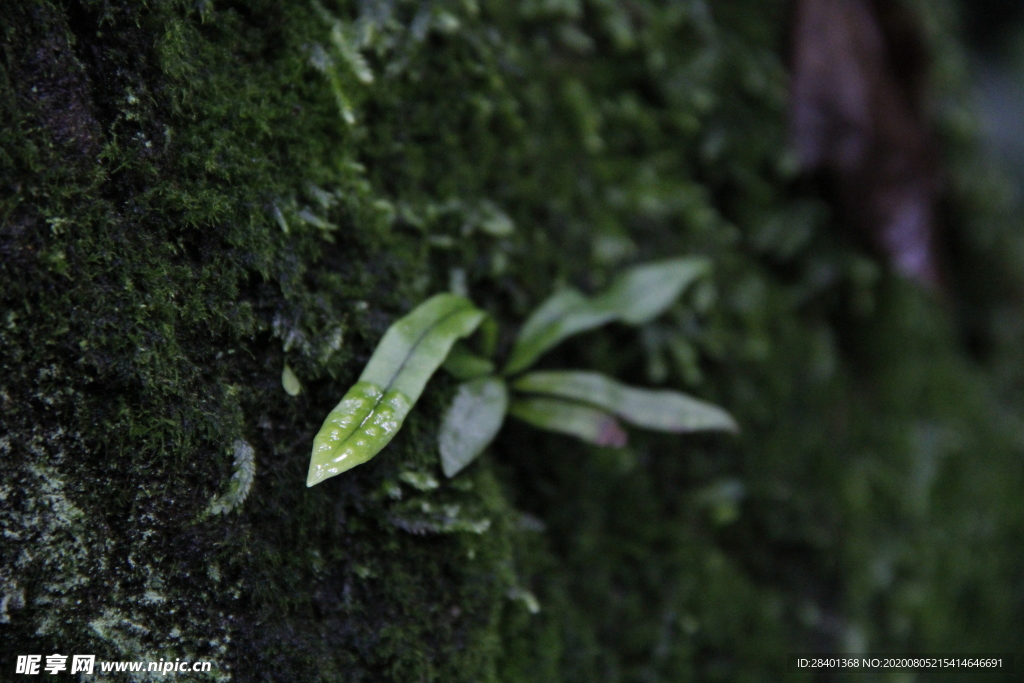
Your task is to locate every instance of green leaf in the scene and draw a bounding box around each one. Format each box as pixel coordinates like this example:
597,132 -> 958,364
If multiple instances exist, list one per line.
281,364 -> 302,396
504,257 -> 709,374
331,22 -> 374,84
439,377 -> 509,478
442,342 -> 496,380
513,370 -> 738,433
504,289 -> 616,375
476,315 -> 499,358
592,257 -> 710,324
307,294 -> 485,486
509,397 -> 627,447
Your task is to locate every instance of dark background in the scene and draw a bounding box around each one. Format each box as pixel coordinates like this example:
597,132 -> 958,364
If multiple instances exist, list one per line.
966,0 -> 1024,183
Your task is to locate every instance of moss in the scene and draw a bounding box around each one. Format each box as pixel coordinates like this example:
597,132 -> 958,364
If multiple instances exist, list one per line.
2,0 -> 1023,681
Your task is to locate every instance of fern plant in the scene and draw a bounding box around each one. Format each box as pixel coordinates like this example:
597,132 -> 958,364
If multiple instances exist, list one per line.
306,258 -> 737,487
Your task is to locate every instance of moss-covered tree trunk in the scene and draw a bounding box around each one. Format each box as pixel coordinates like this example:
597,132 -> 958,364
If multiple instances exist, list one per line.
3,1 -> 1023,681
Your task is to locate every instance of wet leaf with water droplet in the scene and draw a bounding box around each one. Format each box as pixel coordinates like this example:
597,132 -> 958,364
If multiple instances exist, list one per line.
308,294 -> 485,486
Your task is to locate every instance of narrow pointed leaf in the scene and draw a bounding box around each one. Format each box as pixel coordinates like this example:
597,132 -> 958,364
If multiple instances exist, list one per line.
592,257 -> 710,324
504,289 -> 616,375
513,370 -> 738,433
439,377 -> 508,478
509,397 -> 627,447
282,363 -> 302,396
504,257 -> 710,374
308,294 -> 485,486
442,342 -> 496,380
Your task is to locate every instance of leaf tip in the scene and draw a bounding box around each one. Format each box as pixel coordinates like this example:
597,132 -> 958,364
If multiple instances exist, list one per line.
306,466 -> 323,487
712,410 -> 741,435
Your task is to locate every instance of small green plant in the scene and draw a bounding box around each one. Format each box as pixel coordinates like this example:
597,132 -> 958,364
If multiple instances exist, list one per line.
306,258 -> 737,487
209,440 -> 256,514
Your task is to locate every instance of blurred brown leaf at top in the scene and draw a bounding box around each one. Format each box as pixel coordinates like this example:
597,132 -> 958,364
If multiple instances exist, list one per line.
790,0 -> 942,289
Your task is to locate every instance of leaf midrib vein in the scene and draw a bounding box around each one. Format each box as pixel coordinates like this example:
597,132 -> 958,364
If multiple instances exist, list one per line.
346,305 -> 473,441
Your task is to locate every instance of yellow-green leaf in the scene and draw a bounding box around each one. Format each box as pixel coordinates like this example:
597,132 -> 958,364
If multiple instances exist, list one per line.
504,257 -> 710,374
513,370 -> 738,433
308,294 -> 485,486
